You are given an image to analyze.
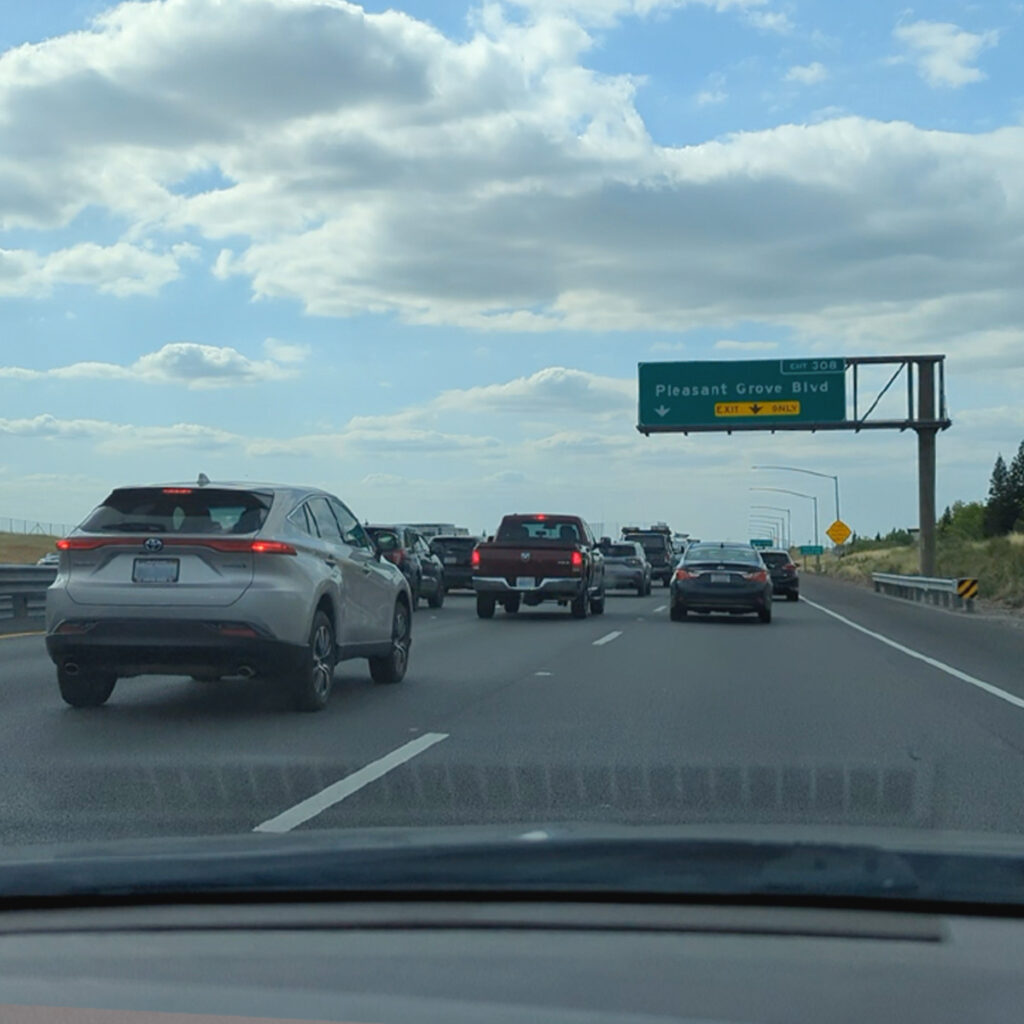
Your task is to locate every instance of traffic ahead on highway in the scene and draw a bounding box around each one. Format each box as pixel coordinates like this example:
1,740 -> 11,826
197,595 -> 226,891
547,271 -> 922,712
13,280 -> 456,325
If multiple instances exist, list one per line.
5,1 -> 1024,1021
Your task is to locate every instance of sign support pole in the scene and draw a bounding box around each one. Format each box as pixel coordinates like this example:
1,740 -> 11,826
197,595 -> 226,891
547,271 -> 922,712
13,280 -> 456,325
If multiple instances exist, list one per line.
917,360 -> 938,577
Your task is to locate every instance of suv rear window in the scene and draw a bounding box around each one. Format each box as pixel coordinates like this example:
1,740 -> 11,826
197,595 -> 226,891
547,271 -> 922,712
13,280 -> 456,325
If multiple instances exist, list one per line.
760,552 -> 791,568
81,488 -> 272,535
604,544 -> 639,558
432,537 -> 478,553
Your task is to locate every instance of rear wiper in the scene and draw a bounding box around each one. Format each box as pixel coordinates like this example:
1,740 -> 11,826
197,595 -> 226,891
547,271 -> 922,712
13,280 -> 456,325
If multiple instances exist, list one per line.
98,522 -> 167,532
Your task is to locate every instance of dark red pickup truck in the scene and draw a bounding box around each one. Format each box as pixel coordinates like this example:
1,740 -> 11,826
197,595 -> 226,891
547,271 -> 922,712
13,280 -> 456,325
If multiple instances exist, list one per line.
471,514 -> 606,619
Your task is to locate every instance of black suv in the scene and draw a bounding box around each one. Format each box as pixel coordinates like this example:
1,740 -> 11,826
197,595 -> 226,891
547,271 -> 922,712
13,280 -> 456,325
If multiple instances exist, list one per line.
623,531 -> 675,587
429,535 -> 481,592
366,525 -> 445,609
759,548 -> 800,601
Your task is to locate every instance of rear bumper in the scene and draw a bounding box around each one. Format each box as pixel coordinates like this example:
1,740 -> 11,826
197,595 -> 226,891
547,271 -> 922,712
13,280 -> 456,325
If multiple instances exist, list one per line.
671,581 -> 771,612
650,566 -> 673,582
605,568 -> 645,588
45,618 -> 307,679
473,576 -> 585,599
771,577 -> 799,595
442,567 -> 475,589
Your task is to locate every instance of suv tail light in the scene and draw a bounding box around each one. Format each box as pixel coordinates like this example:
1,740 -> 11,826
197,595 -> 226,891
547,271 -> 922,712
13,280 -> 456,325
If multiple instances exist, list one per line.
571,550 -> 584,568
57,537 -> 295,554
784,562 -> 796,572
249,540 -> 296,555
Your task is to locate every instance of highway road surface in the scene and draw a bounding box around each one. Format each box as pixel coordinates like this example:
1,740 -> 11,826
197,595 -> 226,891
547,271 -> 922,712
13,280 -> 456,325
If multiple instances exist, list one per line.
4,576 -> 1024,848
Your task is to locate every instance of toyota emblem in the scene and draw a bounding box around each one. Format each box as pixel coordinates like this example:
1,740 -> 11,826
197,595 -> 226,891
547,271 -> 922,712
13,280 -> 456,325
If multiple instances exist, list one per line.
520,551 -> 531,562
144,537 -> 164,552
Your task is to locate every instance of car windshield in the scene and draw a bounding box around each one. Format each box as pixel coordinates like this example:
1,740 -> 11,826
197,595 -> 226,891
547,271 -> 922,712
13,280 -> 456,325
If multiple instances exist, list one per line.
4,0 -> 1024,924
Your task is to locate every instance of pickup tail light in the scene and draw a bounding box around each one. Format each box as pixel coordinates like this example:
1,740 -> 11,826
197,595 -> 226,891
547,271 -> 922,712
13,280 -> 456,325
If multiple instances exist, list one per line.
743,569 -> 769,583
471,549 -> 481,569
571,550 -> 584,568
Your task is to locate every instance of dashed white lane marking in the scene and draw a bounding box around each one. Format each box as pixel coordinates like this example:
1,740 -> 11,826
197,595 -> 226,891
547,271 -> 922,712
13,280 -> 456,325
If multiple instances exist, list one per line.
254,732 -> 449,834
654,605 -> 667,613
593,631 -> 623,647
535,671 -> 553,677
802,596 -> 1024,712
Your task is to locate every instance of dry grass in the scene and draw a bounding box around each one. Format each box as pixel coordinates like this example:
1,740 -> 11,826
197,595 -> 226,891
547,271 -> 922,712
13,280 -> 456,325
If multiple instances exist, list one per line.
820,537 -> 1024,608
0,532 -> 61,564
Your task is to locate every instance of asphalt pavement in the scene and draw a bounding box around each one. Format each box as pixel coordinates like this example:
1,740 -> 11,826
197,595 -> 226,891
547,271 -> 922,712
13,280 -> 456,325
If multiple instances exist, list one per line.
4,577 -> 1024,847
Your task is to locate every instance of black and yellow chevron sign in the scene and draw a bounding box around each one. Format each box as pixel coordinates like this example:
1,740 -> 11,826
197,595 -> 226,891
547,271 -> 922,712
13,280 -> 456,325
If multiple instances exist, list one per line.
957,578 -> 979,601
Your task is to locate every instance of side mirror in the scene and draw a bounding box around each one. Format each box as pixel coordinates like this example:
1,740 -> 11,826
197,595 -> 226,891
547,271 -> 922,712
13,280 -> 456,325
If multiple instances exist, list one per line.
793,561 -> 802,568
600,536 -> 611,546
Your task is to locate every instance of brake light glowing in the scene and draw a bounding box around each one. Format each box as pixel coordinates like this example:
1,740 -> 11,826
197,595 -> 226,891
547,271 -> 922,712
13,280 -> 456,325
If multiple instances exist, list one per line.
471,549 -> 481,568
250,540 -> 296,555
162,487 -> 193,494
571,550 -> 583,568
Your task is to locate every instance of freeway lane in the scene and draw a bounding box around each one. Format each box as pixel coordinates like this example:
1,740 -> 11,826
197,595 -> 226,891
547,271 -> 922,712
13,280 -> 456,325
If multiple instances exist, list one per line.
4,580 -> 1024,846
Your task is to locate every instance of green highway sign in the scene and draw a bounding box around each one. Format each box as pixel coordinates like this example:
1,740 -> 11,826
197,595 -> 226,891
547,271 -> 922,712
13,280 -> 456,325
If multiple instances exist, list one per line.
750,538 -> 773,548
799,544 -> 825,555
638,358 -> 846,431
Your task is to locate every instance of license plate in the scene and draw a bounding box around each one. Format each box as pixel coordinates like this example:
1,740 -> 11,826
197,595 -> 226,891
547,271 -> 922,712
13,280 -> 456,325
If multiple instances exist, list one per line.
133,558 -> 179,583
710,573 -> 731,584
516,576 -> 535,589
444,556 -> 458,565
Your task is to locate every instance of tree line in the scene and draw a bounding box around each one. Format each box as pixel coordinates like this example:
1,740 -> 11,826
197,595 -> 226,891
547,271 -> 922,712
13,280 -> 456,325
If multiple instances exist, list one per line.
937,441 -> 1024,541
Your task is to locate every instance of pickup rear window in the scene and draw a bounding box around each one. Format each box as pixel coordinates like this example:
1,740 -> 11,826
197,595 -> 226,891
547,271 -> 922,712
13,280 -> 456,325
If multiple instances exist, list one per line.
80,488 -> 272,535
497,518 -> 581,543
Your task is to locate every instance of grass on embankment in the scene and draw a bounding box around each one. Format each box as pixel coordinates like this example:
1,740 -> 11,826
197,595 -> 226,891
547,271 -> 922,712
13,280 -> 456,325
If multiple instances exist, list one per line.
817,533 -> 1024,608
0,532 -> 61,565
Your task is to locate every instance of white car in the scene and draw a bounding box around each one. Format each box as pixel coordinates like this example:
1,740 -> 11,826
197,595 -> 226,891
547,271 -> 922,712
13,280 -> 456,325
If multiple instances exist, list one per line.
45,479 -> 413,711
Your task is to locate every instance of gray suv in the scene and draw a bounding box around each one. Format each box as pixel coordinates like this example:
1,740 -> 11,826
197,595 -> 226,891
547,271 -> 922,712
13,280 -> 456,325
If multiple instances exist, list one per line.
45,480 -> 413,711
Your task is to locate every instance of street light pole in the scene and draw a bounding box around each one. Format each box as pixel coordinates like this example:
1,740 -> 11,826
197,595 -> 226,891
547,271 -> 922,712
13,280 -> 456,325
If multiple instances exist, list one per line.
751,487 -> 820,562
751,505 -> 792,548
750,517 -> 783,545
752,465 -> 840,525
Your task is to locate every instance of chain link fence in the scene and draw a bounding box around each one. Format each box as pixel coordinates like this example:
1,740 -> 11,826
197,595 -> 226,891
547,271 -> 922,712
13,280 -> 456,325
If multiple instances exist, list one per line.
0,516 -> 76,536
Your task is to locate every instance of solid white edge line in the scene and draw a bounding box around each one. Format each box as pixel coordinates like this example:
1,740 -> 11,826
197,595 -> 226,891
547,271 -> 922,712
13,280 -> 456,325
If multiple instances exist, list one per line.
254,732 -> 449,834
654,605 -> 667,613
801,596 -> 1024,711
593,631 -> 623,647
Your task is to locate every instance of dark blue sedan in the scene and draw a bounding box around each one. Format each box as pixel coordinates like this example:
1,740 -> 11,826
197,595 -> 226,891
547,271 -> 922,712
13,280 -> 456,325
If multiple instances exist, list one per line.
669,542 -> 773,624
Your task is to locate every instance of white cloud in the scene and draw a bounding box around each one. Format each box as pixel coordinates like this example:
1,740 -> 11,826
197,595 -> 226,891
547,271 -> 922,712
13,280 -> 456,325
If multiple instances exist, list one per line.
0,343 -> 299,389
696,89 -> 727,106
714,340 -> 778,351
0,242 -> 194,298
784,62 -> 827,85
893,20 -> 999,88
262,338 -> 310,364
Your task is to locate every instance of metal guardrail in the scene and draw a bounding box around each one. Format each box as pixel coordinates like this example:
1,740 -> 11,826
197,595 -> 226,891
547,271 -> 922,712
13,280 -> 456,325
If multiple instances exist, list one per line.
0,565 -> 57,628
872,572 -> 978,612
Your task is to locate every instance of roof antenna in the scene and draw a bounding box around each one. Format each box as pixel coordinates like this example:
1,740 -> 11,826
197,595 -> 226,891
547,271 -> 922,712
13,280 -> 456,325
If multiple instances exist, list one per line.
197,472 -> 210,487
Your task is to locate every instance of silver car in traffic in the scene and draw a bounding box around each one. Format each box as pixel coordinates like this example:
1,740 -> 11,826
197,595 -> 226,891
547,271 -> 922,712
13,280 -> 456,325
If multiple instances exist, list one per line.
598,540 -> 652,596
45,480 -> 412,711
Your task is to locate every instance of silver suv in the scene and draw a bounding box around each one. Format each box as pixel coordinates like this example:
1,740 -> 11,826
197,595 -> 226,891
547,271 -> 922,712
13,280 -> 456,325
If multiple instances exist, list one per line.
45,480 -> 413,711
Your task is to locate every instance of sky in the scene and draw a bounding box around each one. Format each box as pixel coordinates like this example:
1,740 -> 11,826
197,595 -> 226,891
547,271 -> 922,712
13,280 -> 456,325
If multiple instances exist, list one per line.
1,0 -> 1023,544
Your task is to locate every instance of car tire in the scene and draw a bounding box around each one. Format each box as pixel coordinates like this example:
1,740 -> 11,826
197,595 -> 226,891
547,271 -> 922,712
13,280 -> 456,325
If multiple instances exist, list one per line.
292,610 -> 336,712
670,602 -> 687,622
477,595 -> 496,619
571,590 -> 589,619
645,579 -> 653,596
369,600 -> 412,684
636,582 -> 646,597
590,589 -> 606,615
758,603 -> 773,624
412,576 -> 423,611
428,584 -> 445,609
504,596 -> 521,614
787,590 -> 799,602
662,577 -> 671,588
57,667 -> 116,708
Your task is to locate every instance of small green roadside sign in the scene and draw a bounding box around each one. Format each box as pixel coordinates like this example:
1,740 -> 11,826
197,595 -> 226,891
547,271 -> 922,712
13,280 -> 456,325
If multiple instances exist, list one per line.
750,538 -> 773,548
638,358 -> 846,431
799,544 -> 825,555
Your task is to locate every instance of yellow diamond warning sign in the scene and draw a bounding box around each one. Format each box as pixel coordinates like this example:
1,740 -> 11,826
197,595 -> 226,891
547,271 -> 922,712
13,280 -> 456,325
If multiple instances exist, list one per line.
713,401 -> 801,418
826,519 -> 852,545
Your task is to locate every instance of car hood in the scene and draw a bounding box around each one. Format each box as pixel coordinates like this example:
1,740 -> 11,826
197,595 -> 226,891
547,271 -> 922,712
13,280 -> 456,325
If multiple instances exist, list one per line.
4,823 -> 1024,908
